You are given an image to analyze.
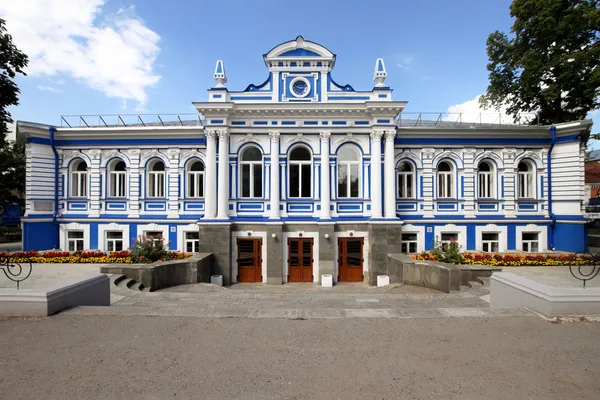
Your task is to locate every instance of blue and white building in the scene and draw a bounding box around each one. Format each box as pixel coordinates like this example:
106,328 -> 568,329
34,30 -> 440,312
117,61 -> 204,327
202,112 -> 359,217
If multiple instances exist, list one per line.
18,36 -> 593,285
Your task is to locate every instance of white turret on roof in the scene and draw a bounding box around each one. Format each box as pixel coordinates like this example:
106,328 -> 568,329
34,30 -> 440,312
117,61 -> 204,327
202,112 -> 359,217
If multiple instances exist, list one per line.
373,58 -> 387,87
213,60 -> 227,87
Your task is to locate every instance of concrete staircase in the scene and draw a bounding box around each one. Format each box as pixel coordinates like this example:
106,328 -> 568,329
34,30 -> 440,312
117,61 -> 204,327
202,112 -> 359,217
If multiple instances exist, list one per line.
111,274 -> 149,292
459,277 -> 488,292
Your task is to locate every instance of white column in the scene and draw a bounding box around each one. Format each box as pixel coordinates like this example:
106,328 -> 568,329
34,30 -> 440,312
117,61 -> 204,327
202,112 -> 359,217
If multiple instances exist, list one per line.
269,131 -> 280,219
384,130 -> 396,218
320,131 -> 331,219
370,130 -> 383,218
126,149 -> 141,218
166,148 -> 180,218
217,129 -> 230,220
88,149 -> 101,218
203,130 -> 217,219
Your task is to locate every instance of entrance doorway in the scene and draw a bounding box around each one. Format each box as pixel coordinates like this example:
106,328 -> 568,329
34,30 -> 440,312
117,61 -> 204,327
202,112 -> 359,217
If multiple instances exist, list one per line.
338,237 -> 364,282
287,237 -> 313,282
236,238 -> 262,282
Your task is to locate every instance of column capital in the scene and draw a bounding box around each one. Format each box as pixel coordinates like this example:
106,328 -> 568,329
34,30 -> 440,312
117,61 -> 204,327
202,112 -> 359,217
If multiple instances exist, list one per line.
319,131 -> 331,142
269,131 -> 280,142
370,129 -> 384,142
384,130 -> 396,142
206,128 -> 229,141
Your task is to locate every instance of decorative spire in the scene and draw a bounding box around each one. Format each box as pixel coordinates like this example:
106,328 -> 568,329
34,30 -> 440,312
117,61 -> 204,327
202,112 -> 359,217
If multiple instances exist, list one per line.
213,60 -> 227,88
373,58 -> 387,87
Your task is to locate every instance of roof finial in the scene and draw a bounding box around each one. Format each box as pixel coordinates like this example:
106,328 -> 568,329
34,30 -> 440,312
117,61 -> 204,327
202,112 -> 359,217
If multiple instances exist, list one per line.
213,60 -> 227,88
373,58 -> 387,87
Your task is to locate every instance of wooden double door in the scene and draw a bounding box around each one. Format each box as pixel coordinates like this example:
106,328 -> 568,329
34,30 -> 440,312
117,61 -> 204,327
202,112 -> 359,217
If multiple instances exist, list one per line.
338,237 -> 364,282
237,238 -> 262,282
287,238 -> 313,282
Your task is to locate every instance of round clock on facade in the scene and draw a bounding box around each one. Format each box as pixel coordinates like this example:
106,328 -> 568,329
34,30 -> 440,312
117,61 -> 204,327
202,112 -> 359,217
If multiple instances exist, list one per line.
290,77 -> 310,98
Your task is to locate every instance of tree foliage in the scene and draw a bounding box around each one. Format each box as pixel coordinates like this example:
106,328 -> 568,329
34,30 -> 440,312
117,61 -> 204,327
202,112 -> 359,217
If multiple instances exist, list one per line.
0,18 -> 28,144
480,0 -> 600,124
0,140 -> 26,206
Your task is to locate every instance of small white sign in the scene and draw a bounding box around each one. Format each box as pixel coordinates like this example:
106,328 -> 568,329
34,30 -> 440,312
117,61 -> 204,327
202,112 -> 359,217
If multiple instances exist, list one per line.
170,226 -> 176,233
427,227 -> 433,233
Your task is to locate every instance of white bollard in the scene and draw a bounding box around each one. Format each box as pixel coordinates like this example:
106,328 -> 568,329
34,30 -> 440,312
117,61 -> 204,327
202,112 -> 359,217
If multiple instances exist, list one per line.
321,274 -> 333,288
377,275 -> 390,287
211,275 -> 223,286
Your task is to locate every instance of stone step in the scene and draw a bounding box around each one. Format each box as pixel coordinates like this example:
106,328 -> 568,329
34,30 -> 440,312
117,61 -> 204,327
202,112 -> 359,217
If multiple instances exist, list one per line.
478,277 -> 491,288
468,280 -> 483,290
131,282 -> 145,291
459,285 -> 471,292
111,274 -> 127,287
116,277 -> 135,289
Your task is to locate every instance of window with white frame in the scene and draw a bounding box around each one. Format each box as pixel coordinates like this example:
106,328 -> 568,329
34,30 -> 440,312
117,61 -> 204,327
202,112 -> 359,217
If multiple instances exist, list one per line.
481,232 -> 499,253
437,161 -> 454,198
105,231 -> 124,252
337,145 -> 361,198
477,161 -> 494,198
67,230 -> 84,251
144,231 -> 163,245
517,161 -> 534,198
187,161 -> 205,198
240,146 -> 263,198
401,233 -> 418,253
147,160 -> 165,198
289,146 -> 312,198
109,160 -> 127,198
71,159 -> 88,198
440,232 -> 459,251
184,232 -> 200,253
397,161 -> 414,198
522,232 -> 539,252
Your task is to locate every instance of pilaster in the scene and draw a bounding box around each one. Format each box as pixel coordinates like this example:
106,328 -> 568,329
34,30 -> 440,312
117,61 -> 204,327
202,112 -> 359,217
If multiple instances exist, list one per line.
126,149 -> 141,218
269,131 -> 281,219
320,131 -> 331,219
88,149 -> 102,218
203,130 -> 218,219
216,128 -> 230,220
370,130 -> 383,219
463,148 -> 476,217
167,148 -> 180,218
503,148 -> 517,217
383,130 -> 396,218
421,148 -> 435,217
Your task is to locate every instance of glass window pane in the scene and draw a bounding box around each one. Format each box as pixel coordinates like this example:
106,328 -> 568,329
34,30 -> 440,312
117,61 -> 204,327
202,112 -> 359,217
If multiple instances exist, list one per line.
441,233 -> 457,241
338,147 -> 358,162
531,242 -> 538,252
406,174 -> 413,197
491,242 -> 498,252
350,165 -> 359,197
68,231 -> 84,239
409,242 -> 417,253
301,164 -> 311,197
242,147 -> 261,161
290,147 -> 311,161
68,241 -> 75,251
188,173 -> 195,197
402,233 -> 417,241
290,165 -> 300,197
197,174 -> 203,197
398,174 -> 404,198
253,164 -> 262,197
241,165 -> 250,197
482,233 -> 498,241
338,164 -> 348,197
523,233 -> 538,240
185,232 -> 199,240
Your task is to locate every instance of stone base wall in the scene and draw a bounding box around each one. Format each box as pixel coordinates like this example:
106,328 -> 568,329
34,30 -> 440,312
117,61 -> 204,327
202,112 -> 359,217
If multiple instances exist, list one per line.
368,224 -> 402,285
197,224 -> 232,285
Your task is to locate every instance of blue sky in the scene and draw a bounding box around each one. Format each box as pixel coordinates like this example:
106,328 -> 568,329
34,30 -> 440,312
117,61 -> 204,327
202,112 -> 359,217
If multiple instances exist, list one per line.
2,0 -> 598,131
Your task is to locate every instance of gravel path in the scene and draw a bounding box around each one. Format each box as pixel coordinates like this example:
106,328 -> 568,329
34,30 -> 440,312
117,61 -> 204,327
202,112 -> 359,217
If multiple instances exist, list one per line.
1,314 -> 599,399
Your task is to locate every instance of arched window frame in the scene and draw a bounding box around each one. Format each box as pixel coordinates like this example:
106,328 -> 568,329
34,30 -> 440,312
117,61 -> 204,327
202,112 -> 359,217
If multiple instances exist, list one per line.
396,161 -> 415,199
187,160 -> 205,199
239,145 -> 263,198
147,159 -> 166,198
477,160 -> 495,199
437,160 -> 455,199
70,159 -> 88,198
337,145 -> 362,198
108,159 -> 127,198
288,145 -> 313,198
517,161 -> 535,199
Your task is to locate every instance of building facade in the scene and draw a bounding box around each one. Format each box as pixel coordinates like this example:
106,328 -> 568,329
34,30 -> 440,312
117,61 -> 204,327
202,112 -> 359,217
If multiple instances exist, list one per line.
19,36 -> 592,285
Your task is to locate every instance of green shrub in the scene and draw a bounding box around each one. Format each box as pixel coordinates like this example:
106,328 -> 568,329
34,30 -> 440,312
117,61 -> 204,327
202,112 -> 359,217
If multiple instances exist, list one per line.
131,234 -> 168,263
430,236 -> 463,264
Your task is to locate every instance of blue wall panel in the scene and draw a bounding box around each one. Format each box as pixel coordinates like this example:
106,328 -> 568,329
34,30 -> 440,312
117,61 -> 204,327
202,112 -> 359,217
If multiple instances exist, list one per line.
22,222 -> 57,251
169,224 -> 177,249
129,223 -> 138,248
90,222 -> 98,249
553,223 -> 586,253
425,225 -> 435,250
507,225 -> 516,250
467,225 -> 476,250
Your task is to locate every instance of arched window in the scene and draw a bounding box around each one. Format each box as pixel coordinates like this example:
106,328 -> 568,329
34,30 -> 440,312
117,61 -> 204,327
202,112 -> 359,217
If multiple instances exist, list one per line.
477,161 -> 494,198
109,160 -> 126,198
397,161 -> 414,198
240,146 -> 262,198
147,159 -> 165,198
187,161 -> 205,198
337,146 -> 361,198
289,146 -> 312,198
437,161 -> 454,198
517,161 -> 534,198
71,159 -> 88,197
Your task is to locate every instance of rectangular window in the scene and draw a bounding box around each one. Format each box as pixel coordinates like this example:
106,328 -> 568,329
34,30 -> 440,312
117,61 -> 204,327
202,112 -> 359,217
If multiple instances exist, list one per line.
478,173 -> 493,198
338,164 -> 348,198
440,232 -> 458,251
482,232 -> 499,253
241,164 -> 251,197
253,164 -> 262,197
401,233 -> 418,254
185,232 -> 200,253
188,172 -> 204,198
148,173 -> 165,198
438,173 -> 453,198
67,230 -> 84,252
301,164 -> 311,197
144,231 -> 163,245
522,232 -> 539,252
398,173 -> 414,198
105,231 -> 124,252
71,172 -> 87,197
110,172 -> 126,197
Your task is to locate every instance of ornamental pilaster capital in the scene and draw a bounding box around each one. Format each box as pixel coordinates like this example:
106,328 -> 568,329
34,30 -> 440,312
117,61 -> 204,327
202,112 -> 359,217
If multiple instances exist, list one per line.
205,129 -> 218,141
370,129 -> 384,142
319,131 -> 331,142
216,127 -> 229,141
384,130 -> 396,142
268,131 -> 280,142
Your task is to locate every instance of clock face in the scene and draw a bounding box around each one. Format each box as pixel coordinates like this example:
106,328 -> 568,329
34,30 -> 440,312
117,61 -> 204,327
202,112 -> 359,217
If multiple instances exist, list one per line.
292,78 -> 309,97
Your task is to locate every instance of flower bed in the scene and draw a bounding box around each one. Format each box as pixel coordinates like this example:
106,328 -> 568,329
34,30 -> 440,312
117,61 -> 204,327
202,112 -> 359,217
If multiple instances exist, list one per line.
413,251 -> 592,267
0,250 -> 191,264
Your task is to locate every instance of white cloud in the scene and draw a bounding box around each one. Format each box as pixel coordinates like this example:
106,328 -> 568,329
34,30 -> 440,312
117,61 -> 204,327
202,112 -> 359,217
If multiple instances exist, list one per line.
397,55 -> 414,71
0,0 -> 161,108
37,85 -> 63,93
445,94 -> 529,124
